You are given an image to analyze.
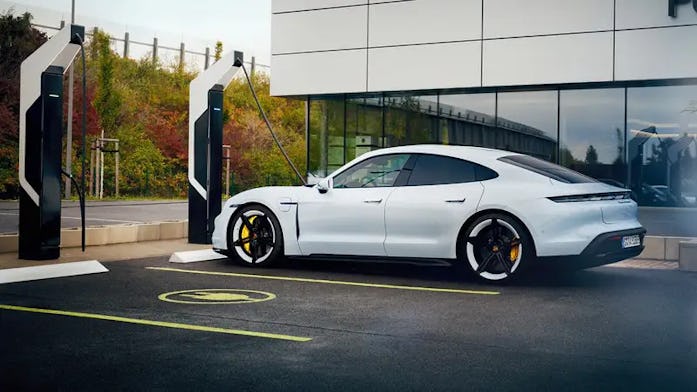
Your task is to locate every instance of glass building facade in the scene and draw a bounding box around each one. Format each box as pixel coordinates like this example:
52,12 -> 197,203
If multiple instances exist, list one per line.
307,83 -> 697,208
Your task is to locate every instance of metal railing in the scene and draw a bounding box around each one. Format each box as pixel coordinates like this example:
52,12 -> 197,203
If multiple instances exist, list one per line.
32,21 -> 270,72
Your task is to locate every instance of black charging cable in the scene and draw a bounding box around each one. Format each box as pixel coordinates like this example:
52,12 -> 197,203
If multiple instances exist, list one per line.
61,169 -> 85,251
238,60 -> 307,186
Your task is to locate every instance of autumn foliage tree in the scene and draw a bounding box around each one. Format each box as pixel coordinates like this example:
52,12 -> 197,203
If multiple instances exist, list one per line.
0,10 -> 47,197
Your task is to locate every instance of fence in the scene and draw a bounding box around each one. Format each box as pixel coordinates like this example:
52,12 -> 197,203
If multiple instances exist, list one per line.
32,21 -> 270,72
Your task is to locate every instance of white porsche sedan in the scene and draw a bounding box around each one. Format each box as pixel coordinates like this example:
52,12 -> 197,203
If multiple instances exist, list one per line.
212,145 -> 645,282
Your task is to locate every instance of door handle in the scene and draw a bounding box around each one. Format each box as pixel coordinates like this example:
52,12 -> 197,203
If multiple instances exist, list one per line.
445,198 -> 466,203
363,199 -> 383,204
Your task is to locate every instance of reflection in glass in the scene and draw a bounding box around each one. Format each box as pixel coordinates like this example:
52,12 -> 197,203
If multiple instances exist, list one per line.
559,89 -> 625,185
627,86 -> 697,207
497,91 -> 558,162
384,94 -> 439,147
308,98 -> 344,177
346,96 -> 383,163
438,93 -> 495,147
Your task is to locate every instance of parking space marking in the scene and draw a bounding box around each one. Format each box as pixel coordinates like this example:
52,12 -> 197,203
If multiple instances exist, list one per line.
146,267 -> 500,295
159,289 -> 276,304
0,304 -> 312,342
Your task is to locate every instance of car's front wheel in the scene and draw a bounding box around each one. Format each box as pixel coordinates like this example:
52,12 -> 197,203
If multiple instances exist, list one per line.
227,204 -> 283,267
460,213 -> 533,282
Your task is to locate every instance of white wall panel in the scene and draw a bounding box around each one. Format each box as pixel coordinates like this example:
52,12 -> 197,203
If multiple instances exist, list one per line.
368,41 -> 481,92
369,0 -> 481,47
272,6 -> 367,54
273,0 -> 366,13
271,50 -> 367,96
483,0 -> 613,38
616,0 -> 697,30
615,26 -> 697,81
483,32 -> 613,86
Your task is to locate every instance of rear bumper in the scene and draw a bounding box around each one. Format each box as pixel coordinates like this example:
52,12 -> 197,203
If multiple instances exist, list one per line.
539,227 -> 646,269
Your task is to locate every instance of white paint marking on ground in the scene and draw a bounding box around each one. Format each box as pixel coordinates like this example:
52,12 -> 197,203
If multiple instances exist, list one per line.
0,212 -> 140,224
0,261 -> 108,284
169,249 -> 227,264
604,259 -> 678,270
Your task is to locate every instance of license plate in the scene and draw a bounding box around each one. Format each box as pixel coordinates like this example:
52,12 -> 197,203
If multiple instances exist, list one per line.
622,235 -> 641,248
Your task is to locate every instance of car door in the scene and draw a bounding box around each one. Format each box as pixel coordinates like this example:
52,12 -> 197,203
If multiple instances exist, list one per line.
384,154 -> 489,259
297,153 -> 411,256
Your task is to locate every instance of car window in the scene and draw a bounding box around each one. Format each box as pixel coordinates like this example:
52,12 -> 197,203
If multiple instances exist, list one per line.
333,154 -> 410,188
407,154 -> 480,186
498,154 -> 597,184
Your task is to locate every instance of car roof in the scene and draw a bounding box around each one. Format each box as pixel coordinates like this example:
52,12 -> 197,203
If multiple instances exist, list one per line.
361,144 -> 518,162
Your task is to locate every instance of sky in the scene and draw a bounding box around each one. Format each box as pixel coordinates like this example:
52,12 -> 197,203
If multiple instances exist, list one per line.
1,0 -> 271,69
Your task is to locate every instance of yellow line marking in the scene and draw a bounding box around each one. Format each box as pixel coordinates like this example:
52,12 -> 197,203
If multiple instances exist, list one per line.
0,304 -> 311,342
146,267 -> 500,296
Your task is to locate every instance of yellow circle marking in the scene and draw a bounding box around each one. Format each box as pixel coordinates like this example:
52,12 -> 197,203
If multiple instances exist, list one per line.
158,289 -> 276,305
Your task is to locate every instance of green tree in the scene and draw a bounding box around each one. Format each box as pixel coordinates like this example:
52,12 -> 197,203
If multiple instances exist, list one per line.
92,29 -> 122,137
214,41 -> 223,62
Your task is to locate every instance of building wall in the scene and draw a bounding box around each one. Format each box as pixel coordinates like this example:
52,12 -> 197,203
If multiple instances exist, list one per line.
271,0 -> 697,96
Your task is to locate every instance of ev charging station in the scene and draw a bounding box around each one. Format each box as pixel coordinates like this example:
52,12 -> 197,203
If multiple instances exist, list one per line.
188,50 -> 243,244
18,24 -> 85,260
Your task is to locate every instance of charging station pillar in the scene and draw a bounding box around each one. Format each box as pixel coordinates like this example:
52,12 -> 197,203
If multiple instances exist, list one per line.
18,25 -> 84,260
188,50 -> 243,244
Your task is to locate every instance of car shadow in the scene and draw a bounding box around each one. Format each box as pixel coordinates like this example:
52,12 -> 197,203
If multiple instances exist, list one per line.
266,256 -> 629,289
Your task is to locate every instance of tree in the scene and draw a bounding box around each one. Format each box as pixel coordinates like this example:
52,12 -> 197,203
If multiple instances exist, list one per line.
92,29 -> 122,137
585,145 -> 599,165
0,10 -> 47,197
214,41 -> 223,62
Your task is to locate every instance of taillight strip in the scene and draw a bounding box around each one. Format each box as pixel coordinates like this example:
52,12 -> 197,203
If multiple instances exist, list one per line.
548,192 -> 631,203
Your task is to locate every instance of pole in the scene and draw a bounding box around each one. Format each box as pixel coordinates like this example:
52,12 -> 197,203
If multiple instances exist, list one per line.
89,140 -> 94,196
65,1 -> 76,199
115,141 -> 119,197
99,131 -> 104,199
123,32 -> 129,58
179,42 -> 185,70
204,47 -> 210,70
251,56 -> 256,77
153,37 -> 158,63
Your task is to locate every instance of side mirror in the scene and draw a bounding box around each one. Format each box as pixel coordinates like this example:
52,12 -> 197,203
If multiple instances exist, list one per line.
317,178 -> 332,194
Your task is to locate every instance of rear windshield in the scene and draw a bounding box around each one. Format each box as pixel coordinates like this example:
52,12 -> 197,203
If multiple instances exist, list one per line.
498,155 -> 597,184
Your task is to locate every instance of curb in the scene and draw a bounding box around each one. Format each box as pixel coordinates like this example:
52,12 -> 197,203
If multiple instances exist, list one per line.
0,220 -> 188,253
637,236 -> 697,261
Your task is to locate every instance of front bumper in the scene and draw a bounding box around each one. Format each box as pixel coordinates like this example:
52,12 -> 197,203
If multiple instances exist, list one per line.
539,227 -> 646,269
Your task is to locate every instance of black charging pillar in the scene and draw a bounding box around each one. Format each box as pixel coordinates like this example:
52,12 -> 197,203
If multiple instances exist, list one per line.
18,25 -> 84,260
188,86 -> 224,243
188,51 -> 243,244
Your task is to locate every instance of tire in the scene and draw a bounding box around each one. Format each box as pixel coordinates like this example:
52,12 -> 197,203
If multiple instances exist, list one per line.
227,204 -> 284,267
459,213 -> 534,282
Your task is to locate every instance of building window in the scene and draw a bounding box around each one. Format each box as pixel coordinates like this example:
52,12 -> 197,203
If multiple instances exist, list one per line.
559,88 -> 626,186
384,94 -> 439,147
438,93 -> 496,147
627,85 -> 697,207
496,91 -> 558,162
346,95 -> 383,164
308,97 -> 344,177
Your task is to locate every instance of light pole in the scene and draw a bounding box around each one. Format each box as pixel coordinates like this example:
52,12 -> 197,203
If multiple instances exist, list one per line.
64,0 -> 75,199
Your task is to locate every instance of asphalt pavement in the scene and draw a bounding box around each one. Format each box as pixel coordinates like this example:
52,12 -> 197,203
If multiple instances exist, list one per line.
1,256 -> 695,391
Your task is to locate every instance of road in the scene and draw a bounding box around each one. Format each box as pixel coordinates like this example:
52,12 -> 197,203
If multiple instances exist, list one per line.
0,200 -> 188,233
1,257 -> 695,391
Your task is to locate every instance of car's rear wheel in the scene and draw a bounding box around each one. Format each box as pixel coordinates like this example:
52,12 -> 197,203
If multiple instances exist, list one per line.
227,204 -> 283,267
460,213 -> 533,282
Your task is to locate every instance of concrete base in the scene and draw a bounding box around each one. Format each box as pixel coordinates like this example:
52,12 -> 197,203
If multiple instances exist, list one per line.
679,241 -> 697,272
169,249 -> 227,264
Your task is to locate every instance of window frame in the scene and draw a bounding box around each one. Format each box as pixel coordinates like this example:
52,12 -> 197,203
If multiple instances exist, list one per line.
401,153 -> 499,187
331,153 -> 412,189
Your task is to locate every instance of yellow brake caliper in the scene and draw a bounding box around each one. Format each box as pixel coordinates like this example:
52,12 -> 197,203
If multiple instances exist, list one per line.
509,239 -> 520,262
241,216 -> 258,254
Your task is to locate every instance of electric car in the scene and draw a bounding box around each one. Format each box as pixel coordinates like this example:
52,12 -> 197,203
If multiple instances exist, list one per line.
212,145 -> 645,282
